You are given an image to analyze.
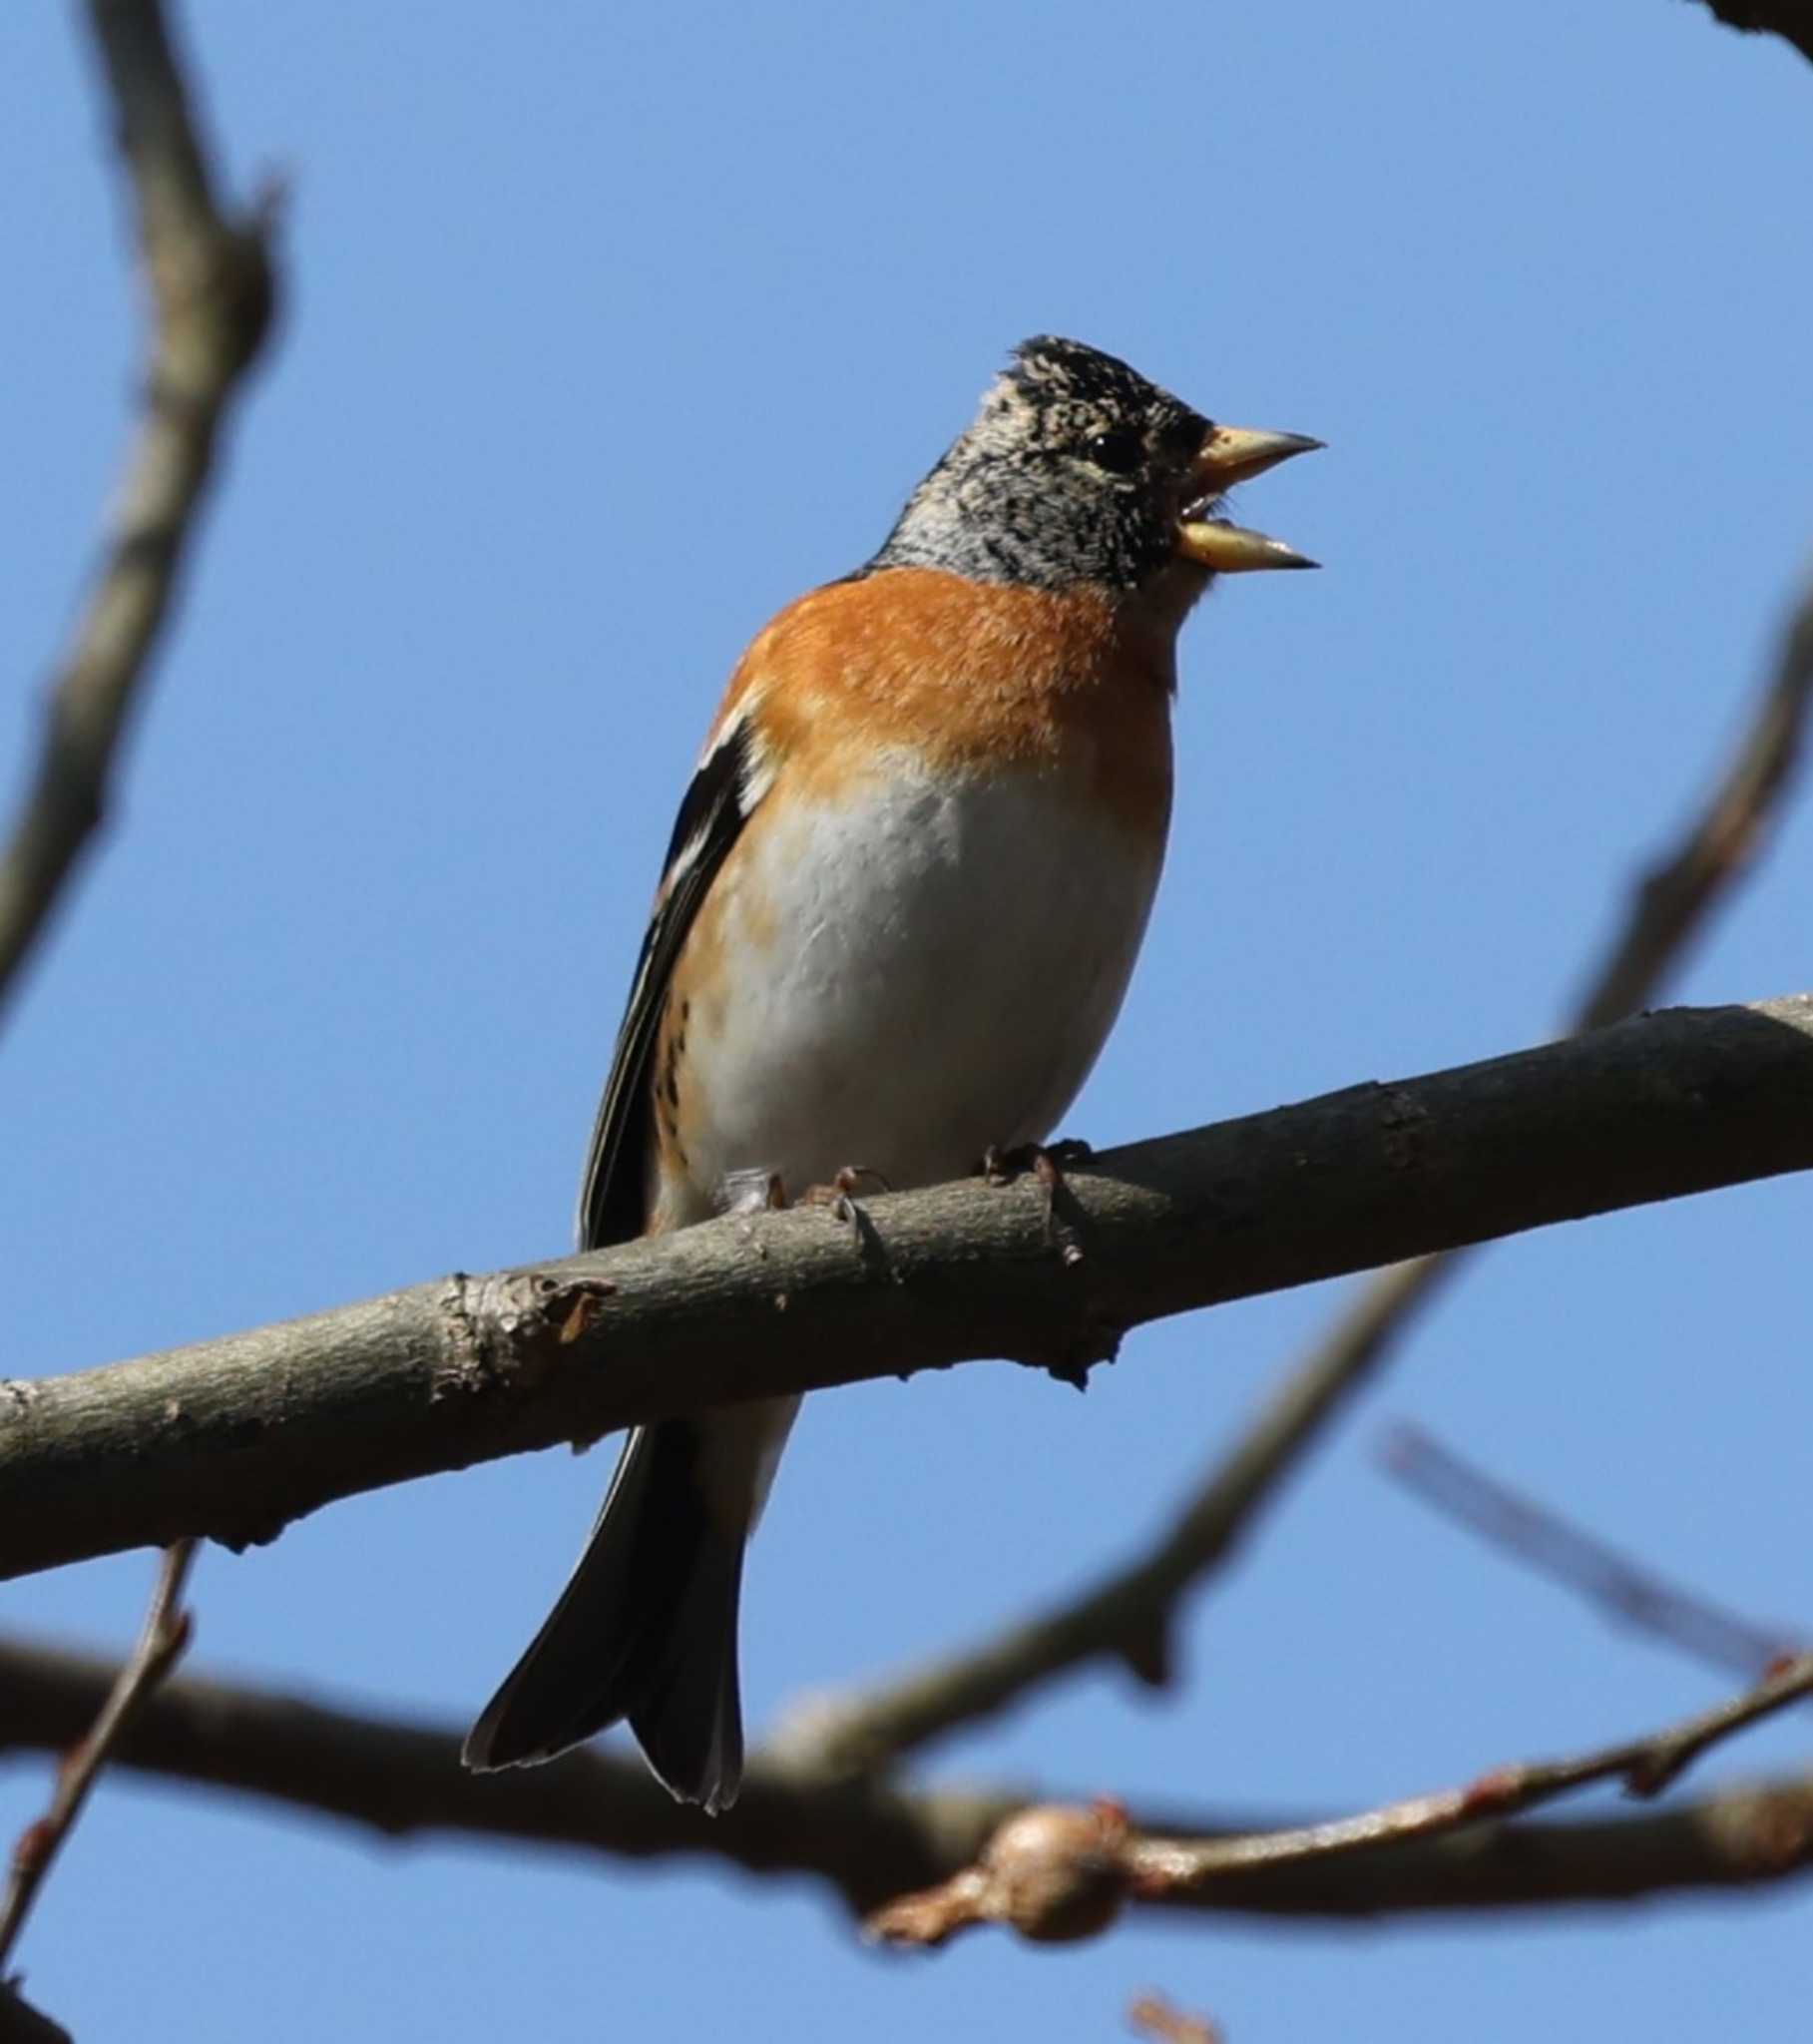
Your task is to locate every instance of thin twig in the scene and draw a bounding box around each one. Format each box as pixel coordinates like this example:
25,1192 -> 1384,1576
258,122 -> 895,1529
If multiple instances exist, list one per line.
1,1638 -> 1811,1928
0,0 -> 278,1022
0,1541 -> 196,1969
1383,1423 -> 1806,1681
793,570 -> 1813,1776
1133,1650 -> 1813,1883
868,1654 -> 1813,1946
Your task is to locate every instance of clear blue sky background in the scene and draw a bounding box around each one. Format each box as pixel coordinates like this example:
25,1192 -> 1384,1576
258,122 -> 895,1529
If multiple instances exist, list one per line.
4,3 -> 1811,2038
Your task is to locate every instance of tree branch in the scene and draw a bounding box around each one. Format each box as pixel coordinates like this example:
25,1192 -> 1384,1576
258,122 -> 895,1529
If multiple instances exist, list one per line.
869,1655 -> 1813,1946
1383,1425 -> 1806,1682
1128,1993 -> 1222,2044
1684,0 -> 1813,65
1,997 -> 1811,1582
1575,570 -> 1813,1032
0,1984 -> 73,2044
2,1640 -> 1809,1930
0,1543 -> 196,1970
0,0 -> 277,1022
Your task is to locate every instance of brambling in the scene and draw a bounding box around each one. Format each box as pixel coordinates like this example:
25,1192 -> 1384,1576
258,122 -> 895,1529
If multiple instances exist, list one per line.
464,336 -> 1320,1810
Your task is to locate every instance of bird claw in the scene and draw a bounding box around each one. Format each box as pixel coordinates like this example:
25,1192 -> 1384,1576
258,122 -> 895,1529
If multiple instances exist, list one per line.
800,1165 -> 891,1230
982,1137 -> 1093,1185
979,1141 -> 1091,1265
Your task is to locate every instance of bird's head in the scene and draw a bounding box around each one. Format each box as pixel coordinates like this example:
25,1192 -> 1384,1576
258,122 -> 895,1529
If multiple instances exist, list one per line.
870,335 -> 1320,616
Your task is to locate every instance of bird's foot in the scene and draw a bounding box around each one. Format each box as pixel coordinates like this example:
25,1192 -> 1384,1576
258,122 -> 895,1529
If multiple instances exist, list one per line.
981,1137 -> 1093,1186
979,1140 -> 1092,1266
800,1164 -> 892,1229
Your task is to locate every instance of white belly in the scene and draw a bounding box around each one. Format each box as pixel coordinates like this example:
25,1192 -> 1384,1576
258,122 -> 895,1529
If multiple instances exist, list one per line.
680,763 -> 1163,1205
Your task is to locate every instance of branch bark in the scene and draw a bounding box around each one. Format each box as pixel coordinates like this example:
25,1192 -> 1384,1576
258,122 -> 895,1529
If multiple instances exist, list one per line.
2,1640 -> 1809,1928
3,996 -> 1812,1583
0,0 -> 277,1021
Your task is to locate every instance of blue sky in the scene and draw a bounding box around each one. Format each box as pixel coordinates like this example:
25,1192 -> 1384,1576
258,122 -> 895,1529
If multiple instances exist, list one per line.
4,2 -> 1812,2038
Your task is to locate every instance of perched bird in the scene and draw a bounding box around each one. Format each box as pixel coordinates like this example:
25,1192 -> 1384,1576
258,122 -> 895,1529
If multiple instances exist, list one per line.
463,336 -> 1320,1810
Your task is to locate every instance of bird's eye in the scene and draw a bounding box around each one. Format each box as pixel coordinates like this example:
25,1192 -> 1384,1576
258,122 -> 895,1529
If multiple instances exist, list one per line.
1083,428 -> 1142,476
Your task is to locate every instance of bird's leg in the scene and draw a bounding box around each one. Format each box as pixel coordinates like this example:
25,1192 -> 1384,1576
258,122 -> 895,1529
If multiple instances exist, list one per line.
724,1173 -> 788,1261
723,1169 -> 788,1218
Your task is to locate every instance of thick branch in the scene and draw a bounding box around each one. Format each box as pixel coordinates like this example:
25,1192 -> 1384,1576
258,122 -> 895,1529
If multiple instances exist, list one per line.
0,0 -> 277,1020
3,997 -> 1812,1582
1,1641 -> 1809,1927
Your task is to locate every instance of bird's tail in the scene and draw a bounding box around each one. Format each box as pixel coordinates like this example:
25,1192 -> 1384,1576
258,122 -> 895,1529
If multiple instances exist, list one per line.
462,1419 -> 749,1812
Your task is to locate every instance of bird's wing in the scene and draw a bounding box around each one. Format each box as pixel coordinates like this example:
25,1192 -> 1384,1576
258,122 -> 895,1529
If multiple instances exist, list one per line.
576,701 -> 775,1249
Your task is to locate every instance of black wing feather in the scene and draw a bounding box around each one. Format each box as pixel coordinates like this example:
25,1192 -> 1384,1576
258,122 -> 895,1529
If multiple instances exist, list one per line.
576,717 -> 761,1251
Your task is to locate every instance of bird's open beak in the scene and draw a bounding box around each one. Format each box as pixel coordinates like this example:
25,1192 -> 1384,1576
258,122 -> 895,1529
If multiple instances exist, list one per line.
1176,424 -> 1323,572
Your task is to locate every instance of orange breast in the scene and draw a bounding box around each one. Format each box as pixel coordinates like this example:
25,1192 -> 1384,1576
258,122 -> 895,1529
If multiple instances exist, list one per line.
716,569 -> 1174,845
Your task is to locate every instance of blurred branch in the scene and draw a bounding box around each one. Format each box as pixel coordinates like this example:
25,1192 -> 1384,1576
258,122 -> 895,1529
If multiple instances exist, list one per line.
0,1543 -> 195,1972
785,1258 -> 1469,1778
0,0 -> 277,1023
1384,1424 -> 1806,1681
0,1984 -> 73,2044
0,1638 -> 1006,1920
785,577 -> 1813,1776
1128,1994 -> 1222,2044
1577,574 -> 1813,1029
3,998 -> 1813,1583
869,1654 -> 1813,1947
3,1639 -> 1812,1929
1685,1 -> 1813,64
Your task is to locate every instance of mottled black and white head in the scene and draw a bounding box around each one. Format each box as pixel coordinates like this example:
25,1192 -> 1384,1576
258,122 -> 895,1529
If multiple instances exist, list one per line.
869,335 -> 1320,605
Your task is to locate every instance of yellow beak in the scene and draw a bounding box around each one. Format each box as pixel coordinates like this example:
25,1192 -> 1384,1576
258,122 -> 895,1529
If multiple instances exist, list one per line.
1175,424 -> 1322,572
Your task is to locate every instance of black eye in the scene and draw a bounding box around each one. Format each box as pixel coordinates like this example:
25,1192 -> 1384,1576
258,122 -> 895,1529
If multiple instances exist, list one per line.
1083,427 -> 1142,476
